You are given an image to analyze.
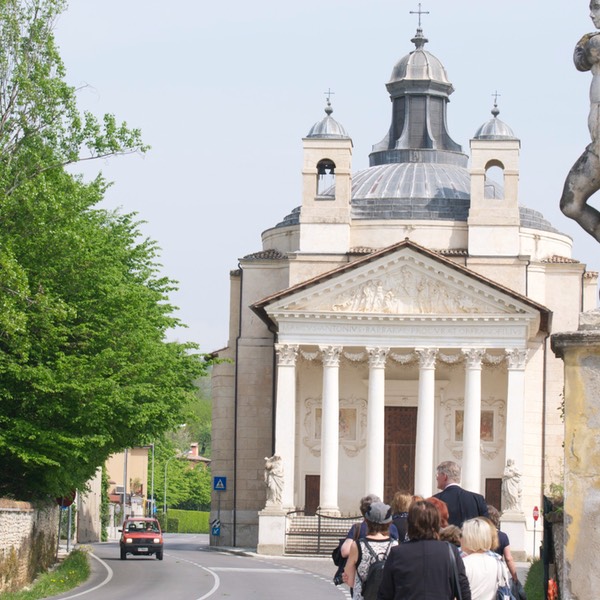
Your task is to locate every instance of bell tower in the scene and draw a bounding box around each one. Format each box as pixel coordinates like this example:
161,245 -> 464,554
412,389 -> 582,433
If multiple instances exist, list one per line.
299,100 -> 353,254
468,102 -> 521,257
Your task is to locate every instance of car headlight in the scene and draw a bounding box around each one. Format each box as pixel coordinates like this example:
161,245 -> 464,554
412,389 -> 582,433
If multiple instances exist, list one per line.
126,538 -> 133,544
153,538 -> 160,544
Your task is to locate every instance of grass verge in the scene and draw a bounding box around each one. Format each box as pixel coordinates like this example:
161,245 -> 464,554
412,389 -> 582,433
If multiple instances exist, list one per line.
0,548 -> 90,600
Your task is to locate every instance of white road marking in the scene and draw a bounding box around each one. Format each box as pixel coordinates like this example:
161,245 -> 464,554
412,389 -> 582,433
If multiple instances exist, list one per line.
58,553 -> 113,599
209,567 -> 301,573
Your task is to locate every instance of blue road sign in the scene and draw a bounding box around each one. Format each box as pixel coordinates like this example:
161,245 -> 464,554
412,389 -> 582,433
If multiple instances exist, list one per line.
213,476 -> 227,491
211,524 -> 221,536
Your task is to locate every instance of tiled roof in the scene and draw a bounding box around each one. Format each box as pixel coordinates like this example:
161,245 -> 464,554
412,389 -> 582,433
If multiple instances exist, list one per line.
243,249 -> 286,260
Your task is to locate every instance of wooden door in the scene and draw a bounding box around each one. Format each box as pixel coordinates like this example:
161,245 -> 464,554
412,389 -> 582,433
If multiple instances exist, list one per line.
485,478 -> 502,511
305,475 -> 320,516
384,407 -> 418,502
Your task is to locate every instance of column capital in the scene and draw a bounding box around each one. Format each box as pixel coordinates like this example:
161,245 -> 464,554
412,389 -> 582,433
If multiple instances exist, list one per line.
366,347 -> 389,368
319,345 -> 343,367
505,348 -> 529,370
415,347 -> 438,368
462,347 -> 485,368
275,343 -> 299,366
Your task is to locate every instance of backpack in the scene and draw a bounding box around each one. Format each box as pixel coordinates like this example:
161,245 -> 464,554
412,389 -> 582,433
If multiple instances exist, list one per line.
359,540 -> 391,600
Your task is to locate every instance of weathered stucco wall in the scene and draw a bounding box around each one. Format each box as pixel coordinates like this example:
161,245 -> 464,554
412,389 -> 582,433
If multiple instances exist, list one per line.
0,499 -> 59,593
552,313 -> 600,600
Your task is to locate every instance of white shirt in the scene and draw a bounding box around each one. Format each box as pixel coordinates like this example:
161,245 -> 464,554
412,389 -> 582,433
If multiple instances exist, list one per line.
463,552 -> 507,600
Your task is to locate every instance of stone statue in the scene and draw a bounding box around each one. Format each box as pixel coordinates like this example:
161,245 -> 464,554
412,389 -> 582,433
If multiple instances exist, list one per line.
264,454 -> 284,507
560,1 -> 600,241
501,458 -> 522,512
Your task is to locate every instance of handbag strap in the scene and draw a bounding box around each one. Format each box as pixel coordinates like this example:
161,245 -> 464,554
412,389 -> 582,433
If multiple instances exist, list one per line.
447,542 -> 463,600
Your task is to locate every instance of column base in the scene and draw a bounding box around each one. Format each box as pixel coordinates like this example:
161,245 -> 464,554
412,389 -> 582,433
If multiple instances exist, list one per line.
257,510 -> 287,555
501,511 -> 527,561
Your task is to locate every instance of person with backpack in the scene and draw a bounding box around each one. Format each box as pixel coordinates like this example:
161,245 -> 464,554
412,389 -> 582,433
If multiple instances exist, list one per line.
378,500 -> 472,600
343,501 -> 397,600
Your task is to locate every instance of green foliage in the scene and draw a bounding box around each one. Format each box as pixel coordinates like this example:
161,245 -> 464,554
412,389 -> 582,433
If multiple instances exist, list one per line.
166,517 -> 179,533
153,440 -> 211,512
0,0 -> 209,500
0,548 -> 90,600
524,558 -> 545,600
167,509 -> 209,534
100,467 -> 109,542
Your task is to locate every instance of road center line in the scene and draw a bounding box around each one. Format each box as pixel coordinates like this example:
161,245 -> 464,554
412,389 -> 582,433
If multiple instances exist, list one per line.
209,567 -> 301,573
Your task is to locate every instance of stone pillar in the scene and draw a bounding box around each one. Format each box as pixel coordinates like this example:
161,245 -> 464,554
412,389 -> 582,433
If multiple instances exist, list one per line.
274,343 -> 298,511
365,347 -> 389,497
319,345 -> 342,515
414,348 -> 438,497
551,310 -> 600,600
462,348 -> 484,493
500,348 -> 528,561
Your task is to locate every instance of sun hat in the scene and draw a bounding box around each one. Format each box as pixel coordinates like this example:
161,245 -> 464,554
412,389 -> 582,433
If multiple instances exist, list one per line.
365,501 -> 393,524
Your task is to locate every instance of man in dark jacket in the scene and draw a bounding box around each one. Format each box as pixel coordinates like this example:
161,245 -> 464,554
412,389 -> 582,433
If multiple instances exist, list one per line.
433,460 -> 488,527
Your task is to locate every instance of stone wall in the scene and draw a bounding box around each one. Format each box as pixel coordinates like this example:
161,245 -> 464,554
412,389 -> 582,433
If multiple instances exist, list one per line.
0,499 -> 59,593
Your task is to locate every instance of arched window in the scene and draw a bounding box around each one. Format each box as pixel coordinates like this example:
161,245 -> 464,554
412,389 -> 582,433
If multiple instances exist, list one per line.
316,158 -> 336,196
484,160 -> 505,199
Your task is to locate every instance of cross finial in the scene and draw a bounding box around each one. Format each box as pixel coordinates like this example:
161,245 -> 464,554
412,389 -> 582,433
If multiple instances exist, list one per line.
410,3 -> 430,28
324,88 -> 335,102
491,91 -> 501,117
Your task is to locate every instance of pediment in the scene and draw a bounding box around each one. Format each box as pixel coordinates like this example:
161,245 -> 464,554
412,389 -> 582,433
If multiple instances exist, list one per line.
268,249 -> 532,318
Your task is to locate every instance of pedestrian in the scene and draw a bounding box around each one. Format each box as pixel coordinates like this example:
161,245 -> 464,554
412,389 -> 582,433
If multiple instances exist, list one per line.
461,517 -> 509,600
487,506 -> 519,584
390,490 -> 412,542
344,501 -> 397,600
378,500 -> 471,600
426,495 -> 450,528
434,460 -> 489,526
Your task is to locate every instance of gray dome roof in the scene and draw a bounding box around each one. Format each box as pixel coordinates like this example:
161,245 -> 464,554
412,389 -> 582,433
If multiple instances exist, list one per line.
306,101 -> 350,139
389,29 -> 450,84
474,104 -> 518,140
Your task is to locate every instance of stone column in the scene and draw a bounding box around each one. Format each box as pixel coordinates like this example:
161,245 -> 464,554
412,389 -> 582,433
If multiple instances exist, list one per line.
500,347 -> 529,560
414,348 -> 438,497
365,347 -> 389,498
504,348 -> 528,491
319,345 -> 342,515
274,343 -> 299,511
462,348 -> 484,493
552,311 -> 600,600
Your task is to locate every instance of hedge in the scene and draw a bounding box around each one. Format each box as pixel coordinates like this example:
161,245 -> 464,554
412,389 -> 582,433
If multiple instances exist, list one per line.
164,509 -> 209,533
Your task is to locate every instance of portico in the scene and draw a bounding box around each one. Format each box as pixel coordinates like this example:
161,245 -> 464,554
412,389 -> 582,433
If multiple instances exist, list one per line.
254,240 -> 546,515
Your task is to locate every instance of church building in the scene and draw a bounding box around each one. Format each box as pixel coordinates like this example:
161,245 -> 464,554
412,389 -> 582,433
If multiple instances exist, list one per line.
211,23 -> 596,556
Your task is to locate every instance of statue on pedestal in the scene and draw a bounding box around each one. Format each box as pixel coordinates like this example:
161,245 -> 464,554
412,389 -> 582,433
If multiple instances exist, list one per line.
501,458 -> 522,513
560,1 -> 600,241
264,454 -> 284,507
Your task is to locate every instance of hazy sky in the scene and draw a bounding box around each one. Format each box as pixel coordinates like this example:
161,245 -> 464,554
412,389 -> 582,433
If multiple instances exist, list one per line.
54,1 -> 599,352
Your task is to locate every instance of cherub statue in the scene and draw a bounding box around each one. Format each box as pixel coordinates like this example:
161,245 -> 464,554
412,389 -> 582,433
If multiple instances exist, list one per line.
560,1 -> 600,241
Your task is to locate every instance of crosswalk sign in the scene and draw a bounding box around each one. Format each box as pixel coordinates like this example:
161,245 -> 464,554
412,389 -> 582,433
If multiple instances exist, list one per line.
213,476 -> 227,491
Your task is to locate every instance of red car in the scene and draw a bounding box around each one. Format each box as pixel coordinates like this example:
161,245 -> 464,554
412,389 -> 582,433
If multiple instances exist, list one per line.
119,517 -> 164,560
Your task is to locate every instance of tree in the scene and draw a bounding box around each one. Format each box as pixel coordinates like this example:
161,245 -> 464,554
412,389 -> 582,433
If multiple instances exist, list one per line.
0,0 -> 207,500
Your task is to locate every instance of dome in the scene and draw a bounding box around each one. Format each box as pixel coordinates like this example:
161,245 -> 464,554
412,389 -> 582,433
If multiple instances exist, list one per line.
474,104 -> 518,140
389,29 -> 450,84
306,100 -> 350,139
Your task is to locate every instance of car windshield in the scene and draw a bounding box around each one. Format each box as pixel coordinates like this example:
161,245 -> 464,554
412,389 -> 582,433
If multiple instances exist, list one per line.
127,520 -> 159,533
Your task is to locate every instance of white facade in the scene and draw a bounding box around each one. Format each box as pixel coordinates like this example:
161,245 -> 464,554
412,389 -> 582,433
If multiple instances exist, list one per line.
211,26 -> 597,555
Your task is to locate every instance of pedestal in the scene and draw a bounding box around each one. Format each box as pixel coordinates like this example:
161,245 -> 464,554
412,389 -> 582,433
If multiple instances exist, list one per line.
500,511 -> 526,561
256,509 -> 287,555
551,309 -> 600,600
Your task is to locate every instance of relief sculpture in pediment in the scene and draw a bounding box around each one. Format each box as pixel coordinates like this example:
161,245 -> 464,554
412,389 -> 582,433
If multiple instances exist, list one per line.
328,266 -> 487,314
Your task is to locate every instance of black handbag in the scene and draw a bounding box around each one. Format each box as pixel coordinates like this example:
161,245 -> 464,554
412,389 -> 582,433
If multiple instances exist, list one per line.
447,543 -> 463,600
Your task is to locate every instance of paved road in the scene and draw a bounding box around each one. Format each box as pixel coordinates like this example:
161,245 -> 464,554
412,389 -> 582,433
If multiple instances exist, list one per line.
47,534 -> 349,600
